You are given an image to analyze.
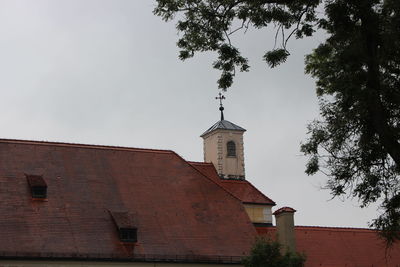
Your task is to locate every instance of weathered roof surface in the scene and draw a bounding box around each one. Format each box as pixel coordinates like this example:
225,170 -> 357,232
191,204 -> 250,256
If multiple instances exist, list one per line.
256,226 -> 400,267
200,120 -> 246,137
0,139 -> 257,261
188,162 -> 221,183
190,162 -> 275,205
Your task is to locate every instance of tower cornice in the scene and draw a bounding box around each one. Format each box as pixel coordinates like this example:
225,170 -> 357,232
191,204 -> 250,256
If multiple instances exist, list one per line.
200,120 -> 246,138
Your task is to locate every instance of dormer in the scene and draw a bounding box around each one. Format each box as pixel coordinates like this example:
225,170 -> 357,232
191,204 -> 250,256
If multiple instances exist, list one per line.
110,211 -> 137,243
26,174 -> 47,199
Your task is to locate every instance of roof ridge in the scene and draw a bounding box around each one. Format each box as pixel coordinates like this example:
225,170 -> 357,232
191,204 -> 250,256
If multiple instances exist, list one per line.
187,161 -> 213,165
295,225 -> 376,232
257,225 -> 375,231
220,179 -> 248,184
0,138 -> 173,154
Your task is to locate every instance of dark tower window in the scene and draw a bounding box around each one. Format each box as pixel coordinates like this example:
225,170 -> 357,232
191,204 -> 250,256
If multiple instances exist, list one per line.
227,141 -> 236,157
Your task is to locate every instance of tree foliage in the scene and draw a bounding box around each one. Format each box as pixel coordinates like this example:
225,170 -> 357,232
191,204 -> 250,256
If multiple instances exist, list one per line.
154,0 -> 400,243
154,0 -> 320,89
242,238 -> 305,267
301,0 -> 400,244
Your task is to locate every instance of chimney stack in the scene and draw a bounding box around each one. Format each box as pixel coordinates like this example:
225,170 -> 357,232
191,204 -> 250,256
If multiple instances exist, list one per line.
273,207 -> 296,254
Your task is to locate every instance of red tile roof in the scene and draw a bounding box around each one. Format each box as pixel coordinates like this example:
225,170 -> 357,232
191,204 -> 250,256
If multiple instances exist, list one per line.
0,139 -> 257,262
188,161 -> 222,183
4,139 -> 399,266
190,162 -> 275,205
257,226 -> 400,267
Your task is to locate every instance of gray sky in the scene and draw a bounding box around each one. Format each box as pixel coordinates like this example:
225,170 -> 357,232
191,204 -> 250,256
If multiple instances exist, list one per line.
0,0 -> 380,227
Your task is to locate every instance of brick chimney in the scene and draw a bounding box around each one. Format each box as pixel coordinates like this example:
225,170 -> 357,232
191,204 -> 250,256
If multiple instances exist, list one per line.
273,207 -> 296,253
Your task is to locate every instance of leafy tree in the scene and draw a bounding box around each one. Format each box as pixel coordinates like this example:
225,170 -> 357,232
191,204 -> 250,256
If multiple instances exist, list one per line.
154,0 -> 400,242
242,238 -> 305,267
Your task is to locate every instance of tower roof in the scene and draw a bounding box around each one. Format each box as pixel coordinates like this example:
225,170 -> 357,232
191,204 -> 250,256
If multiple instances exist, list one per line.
200,119 -> 246,137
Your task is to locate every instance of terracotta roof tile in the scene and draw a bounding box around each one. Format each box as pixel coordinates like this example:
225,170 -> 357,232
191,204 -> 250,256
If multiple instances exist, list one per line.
188,161 -> 221,182
190,162 -> 275,205
0,139 -> 257,261
257,226 -> 400,267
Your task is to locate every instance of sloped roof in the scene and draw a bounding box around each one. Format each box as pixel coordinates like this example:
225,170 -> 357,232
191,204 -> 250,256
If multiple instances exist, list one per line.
0,139 -> 257,262
190,162 -> 275,205
256,226 -> 400,267
200,120 -> 246,137
188,161 -> 221,183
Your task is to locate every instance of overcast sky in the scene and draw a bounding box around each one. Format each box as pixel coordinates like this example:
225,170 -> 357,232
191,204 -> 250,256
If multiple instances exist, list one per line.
0,0 -> 380,228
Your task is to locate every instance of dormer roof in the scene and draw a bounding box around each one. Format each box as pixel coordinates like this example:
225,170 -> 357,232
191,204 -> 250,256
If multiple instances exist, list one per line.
200,120 -> 246,138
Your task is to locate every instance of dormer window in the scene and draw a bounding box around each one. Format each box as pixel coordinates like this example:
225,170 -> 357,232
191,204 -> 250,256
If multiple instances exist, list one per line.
26,175 -> 47,198
110,211 -> 137,243
227,141 -> 236,157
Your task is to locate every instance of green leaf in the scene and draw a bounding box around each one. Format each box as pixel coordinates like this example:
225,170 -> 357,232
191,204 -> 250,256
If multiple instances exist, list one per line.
264,49 -> 290,68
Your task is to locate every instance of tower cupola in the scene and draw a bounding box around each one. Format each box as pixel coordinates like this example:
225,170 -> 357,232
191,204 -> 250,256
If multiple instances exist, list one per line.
201,93 -> 246,179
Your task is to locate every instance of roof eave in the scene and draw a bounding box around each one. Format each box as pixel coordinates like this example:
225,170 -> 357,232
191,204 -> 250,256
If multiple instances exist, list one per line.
200,128 -> 246,138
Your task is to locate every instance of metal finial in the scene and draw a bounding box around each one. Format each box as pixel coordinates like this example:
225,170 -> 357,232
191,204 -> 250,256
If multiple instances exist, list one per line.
215,92 -> 225,121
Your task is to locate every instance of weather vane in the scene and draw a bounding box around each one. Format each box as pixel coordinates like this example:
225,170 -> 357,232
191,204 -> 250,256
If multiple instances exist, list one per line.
215,92 -> 225,121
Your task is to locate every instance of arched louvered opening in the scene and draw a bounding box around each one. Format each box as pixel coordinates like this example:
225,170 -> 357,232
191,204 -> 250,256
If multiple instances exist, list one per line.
227,141 -> 236,157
